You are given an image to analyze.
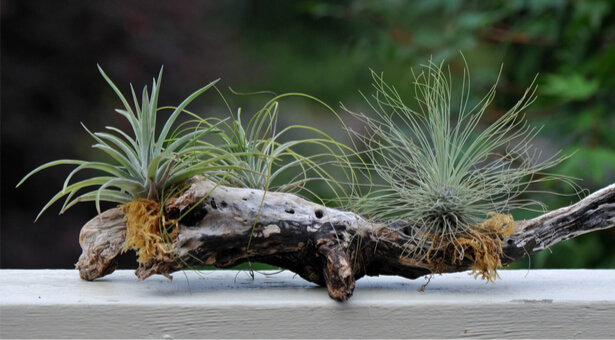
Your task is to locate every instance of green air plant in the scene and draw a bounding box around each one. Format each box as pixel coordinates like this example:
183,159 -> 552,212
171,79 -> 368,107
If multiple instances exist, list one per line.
199,91 -> 361,257
210,92 -> 358,204
343,60 -> 572,282
17,66 -> 241,263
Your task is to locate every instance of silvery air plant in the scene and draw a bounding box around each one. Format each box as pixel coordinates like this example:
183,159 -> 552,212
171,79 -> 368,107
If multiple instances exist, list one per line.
343,59 -> 573,282
17,66 -> 230,263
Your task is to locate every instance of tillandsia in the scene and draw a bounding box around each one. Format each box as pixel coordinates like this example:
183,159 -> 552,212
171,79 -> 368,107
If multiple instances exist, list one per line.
208,91 -> 358,203
18,66 -> 358,265
201,91 -> 361,255
17,66 -> 235,263
342,59 -> 575,282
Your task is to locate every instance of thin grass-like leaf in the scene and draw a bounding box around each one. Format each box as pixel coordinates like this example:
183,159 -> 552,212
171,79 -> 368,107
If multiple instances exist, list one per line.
97,65 -> 138,128
63,162 -> 130,192
61,190 -> 133,213
154,79 -> 220,156
35,176 -> 116,220
16,160 -> 87,188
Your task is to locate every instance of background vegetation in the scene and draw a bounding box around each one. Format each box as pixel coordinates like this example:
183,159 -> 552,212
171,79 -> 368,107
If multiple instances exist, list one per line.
2,0 -> 614,269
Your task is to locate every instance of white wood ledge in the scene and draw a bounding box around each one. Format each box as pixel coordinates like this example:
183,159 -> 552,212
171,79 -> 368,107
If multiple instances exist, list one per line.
1,269 -> 614,339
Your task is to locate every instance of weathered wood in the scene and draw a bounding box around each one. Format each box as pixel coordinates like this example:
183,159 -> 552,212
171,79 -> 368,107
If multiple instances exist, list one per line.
76,208 -> 126,281
75,177 -> 615,300
501,183 -> 615,265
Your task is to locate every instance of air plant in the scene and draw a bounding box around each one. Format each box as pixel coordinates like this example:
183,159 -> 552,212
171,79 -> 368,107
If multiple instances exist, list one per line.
210,92 -> 358,204
17,66 -> 240,263
343,59 -> 574,281
196,92 -> 362,257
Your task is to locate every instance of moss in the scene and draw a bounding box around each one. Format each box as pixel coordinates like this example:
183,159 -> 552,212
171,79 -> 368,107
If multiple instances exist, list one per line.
121,198 -> 178,264
428,213 -> 516,282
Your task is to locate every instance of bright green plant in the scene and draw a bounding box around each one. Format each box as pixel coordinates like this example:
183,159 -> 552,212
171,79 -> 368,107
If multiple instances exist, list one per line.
343,59 -> 576,279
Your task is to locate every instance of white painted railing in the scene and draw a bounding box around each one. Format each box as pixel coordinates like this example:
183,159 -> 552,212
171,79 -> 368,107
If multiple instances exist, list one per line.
1,269 -> 614,338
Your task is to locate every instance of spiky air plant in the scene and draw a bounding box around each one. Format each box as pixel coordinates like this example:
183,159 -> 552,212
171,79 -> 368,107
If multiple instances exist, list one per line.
343,60 -> 572,281
17,66 -> 240,263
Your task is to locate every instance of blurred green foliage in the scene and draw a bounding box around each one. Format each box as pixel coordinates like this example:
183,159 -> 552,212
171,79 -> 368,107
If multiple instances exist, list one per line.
232,0 -> 615,269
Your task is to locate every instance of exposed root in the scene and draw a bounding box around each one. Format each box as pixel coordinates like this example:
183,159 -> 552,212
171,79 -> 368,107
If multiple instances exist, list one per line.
428,213 -> 516,283
121,198 -> 178,264
467,213 -> 516,282
417,274 -> 433,292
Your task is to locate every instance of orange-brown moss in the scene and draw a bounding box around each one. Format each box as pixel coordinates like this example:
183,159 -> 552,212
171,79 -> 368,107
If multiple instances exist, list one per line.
121,198 -> 178,264
468,212 -> 516,282
428,213 -> 516,283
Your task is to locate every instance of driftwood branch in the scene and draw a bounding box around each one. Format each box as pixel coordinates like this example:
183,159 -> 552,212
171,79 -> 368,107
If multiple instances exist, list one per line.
76,177 -> 615,301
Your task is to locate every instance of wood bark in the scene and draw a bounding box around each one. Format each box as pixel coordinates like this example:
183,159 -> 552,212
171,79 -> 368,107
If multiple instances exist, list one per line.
75,177 -> 615,301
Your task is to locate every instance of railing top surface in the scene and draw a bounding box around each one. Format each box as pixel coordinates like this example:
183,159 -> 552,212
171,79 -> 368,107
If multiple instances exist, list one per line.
2,269 -> 614,306
2,269 -> 614,339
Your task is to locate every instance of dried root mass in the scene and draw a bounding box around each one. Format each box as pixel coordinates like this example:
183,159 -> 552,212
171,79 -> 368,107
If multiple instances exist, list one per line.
122,198 -> 178,264
430,213 -> 516,282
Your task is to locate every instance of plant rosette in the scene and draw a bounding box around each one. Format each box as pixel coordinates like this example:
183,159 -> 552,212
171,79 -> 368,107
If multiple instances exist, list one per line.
343,58 -> 576,281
